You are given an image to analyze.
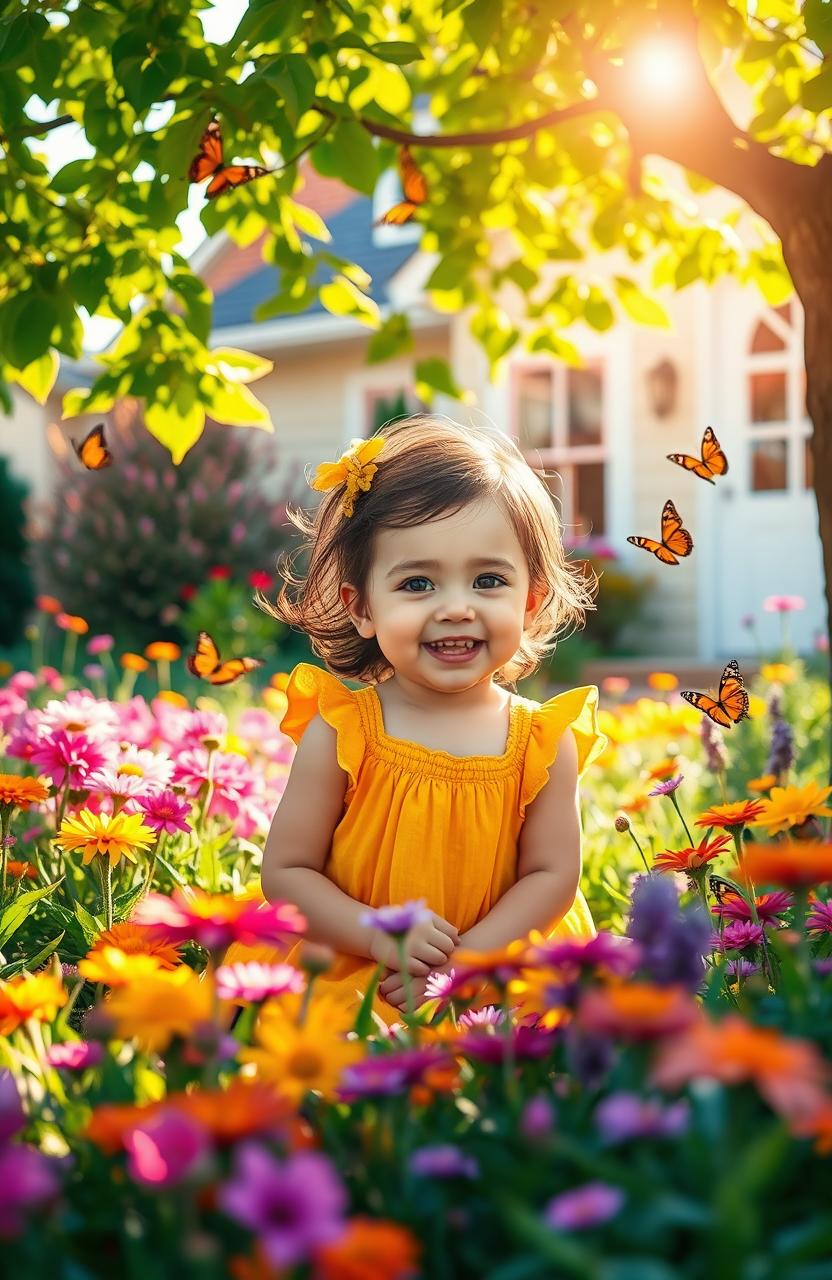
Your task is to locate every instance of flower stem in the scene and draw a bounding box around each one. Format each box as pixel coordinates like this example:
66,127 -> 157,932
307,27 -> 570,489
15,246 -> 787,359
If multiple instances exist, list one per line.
626,826 -> 651,873
96,857 -> 114,929
0,807 -> 10,900
669,793 -> 694,846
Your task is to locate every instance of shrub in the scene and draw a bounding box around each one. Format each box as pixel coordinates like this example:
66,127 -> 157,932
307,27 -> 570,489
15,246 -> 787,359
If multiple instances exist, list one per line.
0,457 -> 35,646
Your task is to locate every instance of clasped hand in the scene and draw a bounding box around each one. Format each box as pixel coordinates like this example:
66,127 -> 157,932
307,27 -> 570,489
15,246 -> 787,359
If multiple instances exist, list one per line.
370,911 -> 459,1011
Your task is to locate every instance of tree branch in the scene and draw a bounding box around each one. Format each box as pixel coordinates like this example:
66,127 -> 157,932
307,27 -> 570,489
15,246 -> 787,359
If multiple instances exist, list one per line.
12,113 -> 75,137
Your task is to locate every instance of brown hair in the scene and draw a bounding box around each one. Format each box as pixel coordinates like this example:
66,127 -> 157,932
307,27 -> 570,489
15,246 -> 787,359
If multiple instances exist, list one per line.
259,415 -> 597,688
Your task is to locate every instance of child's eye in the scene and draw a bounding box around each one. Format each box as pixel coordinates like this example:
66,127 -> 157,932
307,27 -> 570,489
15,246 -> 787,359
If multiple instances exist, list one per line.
399,574 -> 506,592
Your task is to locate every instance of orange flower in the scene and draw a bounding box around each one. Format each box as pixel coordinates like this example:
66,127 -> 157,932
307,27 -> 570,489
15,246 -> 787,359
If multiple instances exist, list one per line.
78,947 -> 169,987
106,965 -> 214,1052
56,613 -> 89,634
601,676 -> 630,694
36,595 -> 62,614
620,794 -> 650,815
647,672 -> 679,692
0,972 -> 67,1034
738,841 -> 832,890
172,1079 -> 296,1147
696,800 -> 766,829
749,782 -> 832,836
314,1216 -> 422,1280
792,1101 -> 832,1156
0,774 -> 51,811
155,690 -> 189,708
144,641 -> 182,662
577,982 -> 698,1041
83,1102 -> 157,1154
92,922 -> 182,968
747,774 -> 777,794
653,834 -> 733,874
647,757 -> 681,781
120,653 -> 149,672
652,1015 -> 830,1123
6,860 -> 37,880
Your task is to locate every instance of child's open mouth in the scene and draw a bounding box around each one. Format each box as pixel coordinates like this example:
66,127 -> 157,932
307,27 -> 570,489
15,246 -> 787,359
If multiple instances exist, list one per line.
422,640 -> 484,664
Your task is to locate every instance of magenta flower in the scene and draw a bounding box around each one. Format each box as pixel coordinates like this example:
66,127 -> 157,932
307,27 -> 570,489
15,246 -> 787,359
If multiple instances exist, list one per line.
124,1108 -> 211,1188
711,890 -> 793,924
45,1042 -> 104,1071
215,961 -> 305,1003
595,1093 -> 689,1143
86,634 -> 114,655
543,1182 -> 624,1232
133,889 -> 306,952
715,920 -> 765,951
528,932 -> 639,978
458,1005 -> 508,1029
359,899 -> 433,937
0,1072 -> 25,1144
338,1046 -> 453,1103
0,1144 -> 62,1238
408,1144 -> 479,1180
135,789 -> 193,837
763,594 -> 805,613
727,958 -> 761,980
29,730 -> 111,788
520,1094 -> 556,1140
459,1024 -> 558,1064
807,897 -> 832,934
649,774 -> 684,797
218,1145 -> 347,1268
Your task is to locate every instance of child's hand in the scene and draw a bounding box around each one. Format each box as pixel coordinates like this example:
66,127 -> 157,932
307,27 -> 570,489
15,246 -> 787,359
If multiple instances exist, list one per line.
369,912 -> 459,976
378,970 -> 431,1011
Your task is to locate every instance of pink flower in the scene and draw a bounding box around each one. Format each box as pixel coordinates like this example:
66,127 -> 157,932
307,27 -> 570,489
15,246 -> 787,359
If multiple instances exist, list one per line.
86,635 -> 114,655
124,1108 -> 211,1188
37,666 -> 64,690
82,664 -> 105,681
45,1041 -> 104,1070
8,672 -> 37,695
715,920 -> 765,951
763,595 -> 805,613
649,774 -> 684,797
215,961 -> 305,1003
29,730 -> 111,789
807,897 -> 832,934
135,789 -> 192,837
132,889 -> 306,952
37,690 -> 121,740
711,890 -> 793,924
543,1182 -> 624,1232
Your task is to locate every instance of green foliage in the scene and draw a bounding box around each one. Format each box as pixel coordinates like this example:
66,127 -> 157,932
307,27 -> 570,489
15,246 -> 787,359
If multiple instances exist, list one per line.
177,572 -> 285,667
0,0 -> 816,461
30,411 -> 306,650
0,457 -> 35,646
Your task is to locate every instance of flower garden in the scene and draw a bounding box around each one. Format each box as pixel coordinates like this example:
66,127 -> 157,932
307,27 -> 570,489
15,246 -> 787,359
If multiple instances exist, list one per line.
1,598 -> 832,1280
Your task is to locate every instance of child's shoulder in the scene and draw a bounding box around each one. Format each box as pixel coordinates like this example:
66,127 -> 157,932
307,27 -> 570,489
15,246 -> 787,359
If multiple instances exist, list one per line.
518,683 -> 606,787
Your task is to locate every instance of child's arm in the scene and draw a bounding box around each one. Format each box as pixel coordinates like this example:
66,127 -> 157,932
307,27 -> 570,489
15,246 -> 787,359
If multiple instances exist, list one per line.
457,728 -> 583,954
261,713 -> 382,961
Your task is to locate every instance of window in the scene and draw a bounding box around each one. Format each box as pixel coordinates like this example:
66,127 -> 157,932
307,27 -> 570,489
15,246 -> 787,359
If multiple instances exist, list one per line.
746,301 -> 811,495
363,387 -> 424,436
512,360 -> 607,536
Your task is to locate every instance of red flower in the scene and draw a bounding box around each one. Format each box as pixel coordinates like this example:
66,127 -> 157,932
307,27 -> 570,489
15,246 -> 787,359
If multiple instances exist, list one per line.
207,565 -> 232,582
248,570 -> 272,591
180,584 -> 198,601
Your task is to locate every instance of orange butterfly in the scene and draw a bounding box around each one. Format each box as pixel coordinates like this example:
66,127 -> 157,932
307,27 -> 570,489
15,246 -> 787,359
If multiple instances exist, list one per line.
186,631 -> 263,686
188,119 -> 270,200
74,423 -> 112,471
681,659 -> 750,728
667,426 -> 729,485
627,500 -> 693,565
377,145 -> 428,225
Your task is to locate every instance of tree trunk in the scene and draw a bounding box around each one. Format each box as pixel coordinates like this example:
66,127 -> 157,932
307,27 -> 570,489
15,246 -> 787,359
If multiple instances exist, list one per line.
778,189 -> 832,783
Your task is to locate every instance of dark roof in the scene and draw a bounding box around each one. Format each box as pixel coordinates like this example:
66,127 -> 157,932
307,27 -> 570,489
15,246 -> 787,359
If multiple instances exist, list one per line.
212,195 -> 418,331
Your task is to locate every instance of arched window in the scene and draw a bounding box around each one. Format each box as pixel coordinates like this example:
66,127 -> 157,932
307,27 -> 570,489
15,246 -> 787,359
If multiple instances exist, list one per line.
747,301 -> 812,493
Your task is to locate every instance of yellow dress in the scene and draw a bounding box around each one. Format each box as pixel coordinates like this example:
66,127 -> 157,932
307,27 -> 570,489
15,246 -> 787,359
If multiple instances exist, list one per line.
271,662 -> 607,1027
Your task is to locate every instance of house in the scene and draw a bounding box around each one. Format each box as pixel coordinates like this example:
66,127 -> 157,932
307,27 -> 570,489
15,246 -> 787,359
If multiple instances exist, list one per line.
2,161 -> 825,662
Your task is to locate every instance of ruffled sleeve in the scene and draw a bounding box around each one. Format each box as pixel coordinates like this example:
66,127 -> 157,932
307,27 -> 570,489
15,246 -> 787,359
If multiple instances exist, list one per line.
520,685 -> 607,816
279,663 -> 365,798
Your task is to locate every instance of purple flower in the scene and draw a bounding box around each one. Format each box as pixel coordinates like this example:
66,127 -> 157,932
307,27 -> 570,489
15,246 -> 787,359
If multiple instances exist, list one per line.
359,899 -> 432,937
45,1041 -> 104,1071
595,1093 -> 689,1143
701,718 -> 728,774
409,1144 -> 479,1180
766,718 -> 794,779
716,920 -> 765,951
727,958 -> 761,980
337,1047 -> 452,1103
564,1028 -> 615,1090
808,898 -> 832,934
459,1024 -> 558,1064
649,774 -> 684,797
0,1144 -> 62,1237
82,664 -> 106,681
124,1109 -> 211,1189
135,789 -> 193,837
529,932 -> 639,979
215,962 -> 305,1003
0,1072 -> 25,1144
218,1145 -> 346,1268
627,874 -> 711,990
520,1094 -> 556,1140
543,1182 -> 624,1232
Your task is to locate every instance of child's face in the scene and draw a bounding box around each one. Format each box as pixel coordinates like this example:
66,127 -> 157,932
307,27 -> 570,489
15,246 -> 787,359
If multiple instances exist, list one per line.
340,498 -> 543,689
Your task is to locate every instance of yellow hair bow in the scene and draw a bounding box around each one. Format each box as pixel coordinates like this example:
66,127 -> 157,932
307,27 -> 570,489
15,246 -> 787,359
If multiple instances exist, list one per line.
310,436 -> 386,517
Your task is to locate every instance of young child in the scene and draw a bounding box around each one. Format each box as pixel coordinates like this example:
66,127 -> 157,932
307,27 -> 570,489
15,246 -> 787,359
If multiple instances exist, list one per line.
259,416 -> 607,1026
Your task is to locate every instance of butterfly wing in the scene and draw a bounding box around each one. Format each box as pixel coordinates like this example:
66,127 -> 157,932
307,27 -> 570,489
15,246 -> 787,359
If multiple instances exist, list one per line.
626,535 -> 679,565
399,145 -> 428,204
377,200 -> 419,226
661,499 -> 694,559
189,119 -> 223,183
187,631 -> 222,679
666,452 -> 715,483
206,164 -> 270,199
74,424 -> 113,470
680,689 -> 731,727
715,659 -> 750,723
203,656 -> 264,686
701,426 -> 729,478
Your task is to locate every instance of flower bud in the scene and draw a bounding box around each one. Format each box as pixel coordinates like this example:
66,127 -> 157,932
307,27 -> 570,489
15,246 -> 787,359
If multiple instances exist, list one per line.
614,815 -> 630,833
298,941 -> 335,975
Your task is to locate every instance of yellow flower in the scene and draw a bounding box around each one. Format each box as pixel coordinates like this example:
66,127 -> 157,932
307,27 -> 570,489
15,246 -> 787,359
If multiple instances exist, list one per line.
0,972 -> 67,1034
78,947 -> 170,987
647,672 -> 679,692
760,663 -> 797,684
748,774 -> 777,794
54,809 -> 157,867
262,686 -> 288,718
241,993 -> 362,1104
107,965 -> 215,1053
0,774 -> 51,811
310,436 -> 386,518
749,782 -> 832,835
155,690 -> 189,708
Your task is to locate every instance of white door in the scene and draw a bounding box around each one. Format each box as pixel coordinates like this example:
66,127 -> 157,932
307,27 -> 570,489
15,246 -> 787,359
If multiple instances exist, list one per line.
703,291 -> 825,658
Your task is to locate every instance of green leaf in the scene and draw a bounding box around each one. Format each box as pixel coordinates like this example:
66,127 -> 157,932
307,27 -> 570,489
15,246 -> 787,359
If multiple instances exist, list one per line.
286,200 -> 332,243
204,348 -> 273,384
312,122 -> 380,196
613,276 -> 670,327
207,381 -> 274,429
527,328 -> 582,365
6,349 -> 59,404
319,275 -> 381,328
804,0 -> 832,54
51,159 -> 94,196
367,313 -> 413,364
73,901 -> 103,943
367,41 -> 423,64
800,65 -> 832,114
353,963 -> 384,1038
414,357 -> 473,403
0,879 -> 63,949
144,396 -> 206,463
3,295 -> 58,369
